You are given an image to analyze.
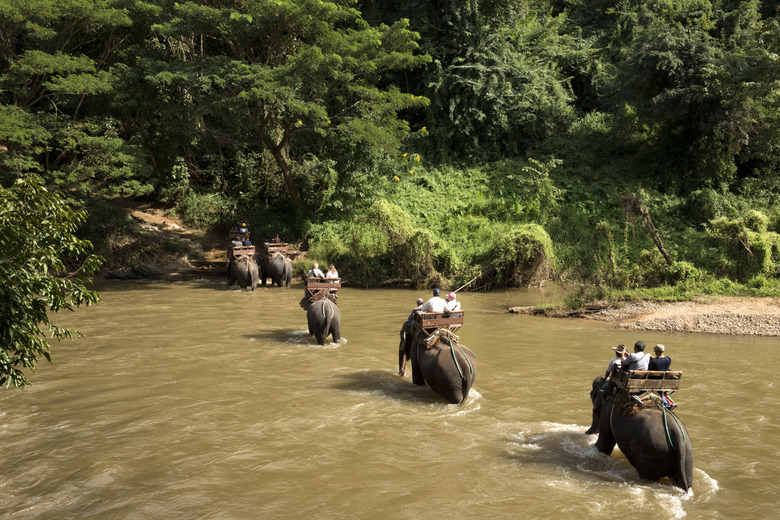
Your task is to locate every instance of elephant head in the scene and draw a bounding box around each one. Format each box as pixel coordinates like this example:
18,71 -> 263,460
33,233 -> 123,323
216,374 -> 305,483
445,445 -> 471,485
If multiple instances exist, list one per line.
410,328 -> 476,404
589,388 -> 694,492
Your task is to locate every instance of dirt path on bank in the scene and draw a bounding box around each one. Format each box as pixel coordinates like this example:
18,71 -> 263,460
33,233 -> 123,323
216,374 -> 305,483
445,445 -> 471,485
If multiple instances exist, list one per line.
512,297 -> 780,336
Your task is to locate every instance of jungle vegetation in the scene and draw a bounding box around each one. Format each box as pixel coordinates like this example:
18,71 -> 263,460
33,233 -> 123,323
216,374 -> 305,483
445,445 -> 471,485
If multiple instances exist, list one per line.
3,0 -> 780,302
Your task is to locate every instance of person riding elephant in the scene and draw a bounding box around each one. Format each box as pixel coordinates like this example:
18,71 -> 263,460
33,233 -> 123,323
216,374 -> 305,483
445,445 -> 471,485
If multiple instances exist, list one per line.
410,328 -> 477,404
260,252 -> 292,287
398,298 -> 424,376
228,255 -> 259,291
586,385 -> 694,492
301,296 -> 341,345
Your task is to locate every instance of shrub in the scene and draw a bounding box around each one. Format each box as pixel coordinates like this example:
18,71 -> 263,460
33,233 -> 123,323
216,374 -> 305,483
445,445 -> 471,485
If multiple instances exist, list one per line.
486,224 -> 555,287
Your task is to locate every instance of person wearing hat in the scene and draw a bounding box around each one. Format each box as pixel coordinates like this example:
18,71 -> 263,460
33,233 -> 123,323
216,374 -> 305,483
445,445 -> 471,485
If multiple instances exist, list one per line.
445,291 -> 461,312
604,344 -> 627,379
420,288 -> 447,313
399,297 -> 426,376
648,344 -> 671,371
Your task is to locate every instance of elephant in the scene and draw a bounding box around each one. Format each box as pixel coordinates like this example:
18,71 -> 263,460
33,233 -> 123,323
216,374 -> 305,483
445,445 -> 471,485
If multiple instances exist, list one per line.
260,252 -> 292,287
228,255 -> 259,290
410,328 -> 477,404
302,296 -> 341,345
587,379 -> 694,492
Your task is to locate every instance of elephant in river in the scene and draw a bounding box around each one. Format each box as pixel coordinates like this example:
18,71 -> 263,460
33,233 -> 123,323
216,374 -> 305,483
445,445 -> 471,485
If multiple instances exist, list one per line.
228,255 -> 259,290
260,252 -> 292,287
302,297 -> 341,345
410,328 -> 476,404
587,379 -> 694,491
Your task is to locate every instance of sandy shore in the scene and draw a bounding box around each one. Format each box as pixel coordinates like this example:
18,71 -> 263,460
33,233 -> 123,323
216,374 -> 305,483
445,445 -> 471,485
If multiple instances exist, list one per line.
510,297 -> 780,336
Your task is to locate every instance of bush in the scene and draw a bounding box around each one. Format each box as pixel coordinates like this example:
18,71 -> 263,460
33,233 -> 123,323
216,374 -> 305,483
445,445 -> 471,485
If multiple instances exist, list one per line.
486,224 -> 555,287
178,192 -> 235,229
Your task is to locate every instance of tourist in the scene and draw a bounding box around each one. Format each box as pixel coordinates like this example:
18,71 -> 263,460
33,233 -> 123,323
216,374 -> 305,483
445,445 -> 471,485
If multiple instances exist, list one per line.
604,344 -> 627,379
307,262 -> 325,279
325,264 -> 339,279
621,340 -> 650,371
445,291 -> 461,312
648,344 -> 672,371
420,288 -> 447,313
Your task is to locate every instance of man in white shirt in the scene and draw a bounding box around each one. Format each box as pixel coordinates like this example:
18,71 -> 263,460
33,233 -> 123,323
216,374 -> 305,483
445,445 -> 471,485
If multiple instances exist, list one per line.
622,340 -> 650,371
420,288 -> 447,313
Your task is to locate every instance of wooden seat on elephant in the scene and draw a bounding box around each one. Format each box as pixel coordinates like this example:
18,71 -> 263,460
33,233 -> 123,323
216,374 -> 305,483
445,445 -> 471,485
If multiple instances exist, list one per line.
228,230 -> 249,241
612,369 -> 682,394
305,277 -> 340,300
415,311 -> 464,334
229,245 -> 255,259
264,242 -> 289,255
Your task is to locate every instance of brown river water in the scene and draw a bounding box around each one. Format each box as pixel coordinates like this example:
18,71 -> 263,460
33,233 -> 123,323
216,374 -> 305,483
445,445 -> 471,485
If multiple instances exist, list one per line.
1,278 -> 778,519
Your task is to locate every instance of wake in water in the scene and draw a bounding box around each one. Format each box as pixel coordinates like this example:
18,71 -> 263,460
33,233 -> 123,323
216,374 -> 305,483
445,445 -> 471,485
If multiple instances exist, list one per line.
506,421 -> 718,519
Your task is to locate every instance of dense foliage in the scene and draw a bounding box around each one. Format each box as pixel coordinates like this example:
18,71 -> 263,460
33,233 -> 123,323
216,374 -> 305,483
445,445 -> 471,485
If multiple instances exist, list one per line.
0,178 -> 102,388
3,0 -> 780,296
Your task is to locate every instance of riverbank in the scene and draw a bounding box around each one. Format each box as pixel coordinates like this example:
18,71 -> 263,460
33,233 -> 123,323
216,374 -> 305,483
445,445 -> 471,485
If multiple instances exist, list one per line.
510,297 -> 780,336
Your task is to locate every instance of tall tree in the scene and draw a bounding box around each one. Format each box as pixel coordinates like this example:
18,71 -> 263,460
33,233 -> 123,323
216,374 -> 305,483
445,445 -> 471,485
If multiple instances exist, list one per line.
143,0 -> 430,213
0,0 -> 152,199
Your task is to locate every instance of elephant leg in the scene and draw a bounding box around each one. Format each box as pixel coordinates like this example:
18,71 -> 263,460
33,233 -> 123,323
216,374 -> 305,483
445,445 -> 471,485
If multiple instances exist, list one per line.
410,338 -> 425,386
330,315 -> 340,343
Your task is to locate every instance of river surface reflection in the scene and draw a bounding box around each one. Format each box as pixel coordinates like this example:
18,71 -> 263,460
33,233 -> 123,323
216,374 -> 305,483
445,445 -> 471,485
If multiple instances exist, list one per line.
1,279 -> 778,519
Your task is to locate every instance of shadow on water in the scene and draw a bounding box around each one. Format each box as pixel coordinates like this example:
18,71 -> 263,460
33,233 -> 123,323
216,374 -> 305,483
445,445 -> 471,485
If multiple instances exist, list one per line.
332,370 -> 470,406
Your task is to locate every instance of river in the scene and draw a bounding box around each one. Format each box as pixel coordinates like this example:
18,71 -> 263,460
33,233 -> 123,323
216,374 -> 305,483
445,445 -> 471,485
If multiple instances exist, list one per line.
1,279 -> 777,519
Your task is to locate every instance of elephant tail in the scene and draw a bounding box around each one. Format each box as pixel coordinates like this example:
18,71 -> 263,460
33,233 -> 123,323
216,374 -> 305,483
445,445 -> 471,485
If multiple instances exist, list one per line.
660,400 -> 692,492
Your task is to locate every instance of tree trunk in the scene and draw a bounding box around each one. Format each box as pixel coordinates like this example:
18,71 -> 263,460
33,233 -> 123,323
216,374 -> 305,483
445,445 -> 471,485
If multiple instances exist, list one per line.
262,133 -> 302,212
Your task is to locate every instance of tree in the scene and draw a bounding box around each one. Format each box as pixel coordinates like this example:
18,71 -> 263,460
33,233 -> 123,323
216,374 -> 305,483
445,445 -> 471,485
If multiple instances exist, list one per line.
0,0 -> 152,199
0,177 -> 103,389
141,0 -> 431,213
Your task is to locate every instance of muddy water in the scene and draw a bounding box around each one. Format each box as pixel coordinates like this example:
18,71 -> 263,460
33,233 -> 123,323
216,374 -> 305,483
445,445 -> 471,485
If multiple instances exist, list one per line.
0,279 -> 777,519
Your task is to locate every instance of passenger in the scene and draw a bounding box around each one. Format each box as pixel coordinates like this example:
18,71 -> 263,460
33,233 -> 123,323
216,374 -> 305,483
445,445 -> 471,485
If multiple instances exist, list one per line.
307,262 -> 325,279
621,340 -> 650,372
445,291 -> 461,312
242,238 -> 253,246
420,288 -> 447,313
406,297 -> 425,327
648,344 -> 672,371
239,222 -> 249,233
230,237 -> 243,248
325,264 -> 339,279
604,344 -> 627,379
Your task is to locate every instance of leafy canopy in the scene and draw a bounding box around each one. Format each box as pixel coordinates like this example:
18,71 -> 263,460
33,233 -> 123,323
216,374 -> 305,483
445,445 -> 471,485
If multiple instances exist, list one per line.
0,177 -> 103,389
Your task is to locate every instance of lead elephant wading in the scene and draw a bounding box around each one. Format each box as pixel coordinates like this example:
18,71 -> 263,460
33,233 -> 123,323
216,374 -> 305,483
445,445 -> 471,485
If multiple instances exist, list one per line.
588,384 -> 694,492
410,328 -> 476,404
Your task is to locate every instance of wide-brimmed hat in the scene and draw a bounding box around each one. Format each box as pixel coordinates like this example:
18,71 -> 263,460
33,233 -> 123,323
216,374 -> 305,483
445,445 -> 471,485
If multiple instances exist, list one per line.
654,344 -> 665,352
416,298 -> 424,305
612,344 -> 626,352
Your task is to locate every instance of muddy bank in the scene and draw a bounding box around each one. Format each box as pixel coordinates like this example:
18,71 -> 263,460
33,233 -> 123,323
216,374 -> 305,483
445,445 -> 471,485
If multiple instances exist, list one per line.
510,297 -> 780,337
